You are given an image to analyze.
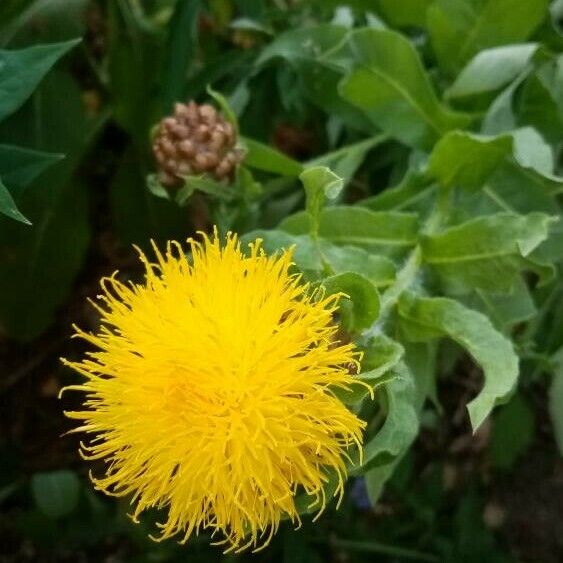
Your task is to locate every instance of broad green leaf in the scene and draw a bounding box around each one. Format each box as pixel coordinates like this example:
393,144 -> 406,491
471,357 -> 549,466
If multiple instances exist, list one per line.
240,229 -> 323,273
207,86 -> 239,133
398,294 -> 519,429
160,0 -> 201,113
334,335 -> 403,405
421,213 -> 554,293
0,176 -> 30,224
464,279 -> 537,330
483,160 -> 560,215
279,206 -> 419,255
364,342 -> 436,501
107,2 -> 163,141
111,148 -> 187,249
322,245 -> 396,288
510,127 -> 557,178
294,468 -> 341,516
549,348 -> 563,455
229,17 -> 274,36
0,71 -> 97,340
0,38 -> 80,121
517,59 -> 563,144
447,43 -> 540,99
375,0 -> 432,27
32,470 -> 80,519
309,136 -> 388,181
359,173 -> 434,212
427,0 -> 549,75
256,24 -> 349,67
0,144 -> 63,198
241,137 -> 303,177
361,362 -> 419,470
301,166 -> 344,237
481,71 -> 527,134
176,175 -> 235,205
241,230 -> 397,287
426,128 -> 562,196
0,0 -> 29,40
255,24 -> 371,131
339,28 -> 471,149
321,272 -> 380,332
490,394 -> 535,469
427,131 -> 512,191
146,173 -> 171,200
1,0 -> 88,47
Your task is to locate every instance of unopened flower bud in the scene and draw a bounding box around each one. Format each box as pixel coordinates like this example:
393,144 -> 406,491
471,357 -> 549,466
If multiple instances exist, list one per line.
153,101 -> 244,186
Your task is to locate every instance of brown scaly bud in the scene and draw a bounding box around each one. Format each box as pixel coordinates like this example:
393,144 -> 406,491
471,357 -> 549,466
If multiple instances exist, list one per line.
152,101 -> 245,186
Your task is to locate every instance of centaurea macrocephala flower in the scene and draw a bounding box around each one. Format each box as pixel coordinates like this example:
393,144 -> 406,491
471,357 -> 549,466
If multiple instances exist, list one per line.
62,231 -> 366,552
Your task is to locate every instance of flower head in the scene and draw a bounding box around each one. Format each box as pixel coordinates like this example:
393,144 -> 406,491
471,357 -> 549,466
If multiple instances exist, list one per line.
62,232 -> 366,552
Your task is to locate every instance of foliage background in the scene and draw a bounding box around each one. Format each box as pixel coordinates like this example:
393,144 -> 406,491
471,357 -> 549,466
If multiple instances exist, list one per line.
1,1 -> 562,562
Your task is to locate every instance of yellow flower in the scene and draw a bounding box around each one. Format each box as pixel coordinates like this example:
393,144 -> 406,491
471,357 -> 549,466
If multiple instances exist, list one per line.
61,231 -> 366,552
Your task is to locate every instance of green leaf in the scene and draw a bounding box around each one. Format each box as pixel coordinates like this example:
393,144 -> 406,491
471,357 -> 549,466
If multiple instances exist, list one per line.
375,0 -> 432,27
107,2 -> 162,141
0,38 -> 80,121
321,272 -> 380,332
426,131 -> 513,191
300,166 -> 344,237
322,245 -> 396,288
339,28 -> 471,149
490,393 -> 535,469
160,0 -> 201,113
241,137 -> 303,177
255,24 -> 371,131
308,136 -> 388,185
207,85 -> 239,134
111,148 -> 187,249
359,172 -> 434,212
421,213 -> 554,294
481,71 -> 527,134
31,470 -> 81,519
294,468 -> 341,516
256,23 -> 348,66
427,0 -> 549,75
229,17 -> 274,36
241,230 -> 323,273
334,335 -> 403,404
447,43 -> 540,99
426,128 -> 562,196
0,176 -> 30,224
280,206 -> 419,255
549,348 -> 563,455
483,160 -> 560,215
0,144 -> 63,198
464,279 -> 537,330
241,230 -> 397,287
0,71 -> 97,340
398,294 -> 519,430
510,127 -> 557,178
176,175 -> 235,205
361,363 -> 419,469
364,342 -> 437,501
517,60 -> 563,144
0,0 -> 88,47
